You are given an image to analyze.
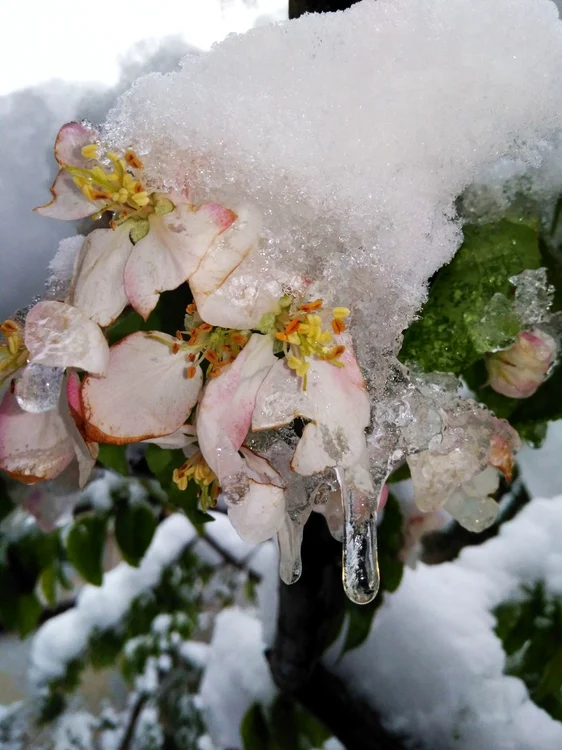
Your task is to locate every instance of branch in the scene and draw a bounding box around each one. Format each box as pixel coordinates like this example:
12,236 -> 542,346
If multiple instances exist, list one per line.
118,692 -> 149,750
289,0 -> 360,18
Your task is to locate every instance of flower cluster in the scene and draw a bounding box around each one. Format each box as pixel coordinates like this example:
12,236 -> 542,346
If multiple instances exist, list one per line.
0,120 -> 544,604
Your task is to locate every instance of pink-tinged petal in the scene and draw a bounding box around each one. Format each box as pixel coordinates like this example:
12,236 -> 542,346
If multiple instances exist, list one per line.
69,225 -> 132,327
197,333 -> 277,489
58,389 -> 97,488
253,337 -> 370,475
0,389 -> 74,484
124,202 -> 237,320
66,371 -> 98,475
25,301 -> 109,376
190,205 -> 267,327
227,447 -> 285,544
486,327 -> 557,399
54,121 -> 98,167
34,170 -> 99,220
81,332 -> 202,444
143,425 -> 198,450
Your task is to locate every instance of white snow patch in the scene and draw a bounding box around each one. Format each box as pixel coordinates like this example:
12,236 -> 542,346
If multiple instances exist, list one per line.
29,514 -> 196,686
199,607 -> 276,748
331,496 -> 562,749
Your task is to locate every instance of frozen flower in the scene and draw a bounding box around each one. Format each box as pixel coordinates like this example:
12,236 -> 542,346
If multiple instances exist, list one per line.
36,122 -> 239,326
486,327 -> 557,399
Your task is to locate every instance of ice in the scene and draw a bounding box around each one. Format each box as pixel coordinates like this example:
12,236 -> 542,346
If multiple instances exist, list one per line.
511,267 -> 555,328
45,235 -> 84,302
105,0 -> 562,373
14,362 -> 64,414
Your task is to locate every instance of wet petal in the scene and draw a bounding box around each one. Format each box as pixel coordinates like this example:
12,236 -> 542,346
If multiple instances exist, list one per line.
69,225 -> 132,327
143,425 -> 198,450
34,170 -> 99,220
81,332 -> 202,444
253,337 -> 371,475
227,447 -> 285,544
54,121 -> 98,167
197,333 -> 277,490
124,202 -> 237,320
25,301 -> 109,376
0,389 -> 74,484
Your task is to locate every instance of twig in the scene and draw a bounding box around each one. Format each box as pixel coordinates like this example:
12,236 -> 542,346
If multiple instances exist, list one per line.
118,692 -> 149,750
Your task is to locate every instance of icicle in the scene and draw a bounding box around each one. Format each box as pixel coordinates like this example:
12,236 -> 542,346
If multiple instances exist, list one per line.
337,461 -> 380,605
15,363 -> 65,413
278,514 -> 304,585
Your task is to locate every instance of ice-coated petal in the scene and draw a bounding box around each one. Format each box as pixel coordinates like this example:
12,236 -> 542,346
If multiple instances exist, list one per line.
24,301 -> 109,376
486,328 -> 557,399
69,225 -> 133,327
444,466 -> 500,532
227,447 -> 285,544
190,204 -> 271,328
15,363 -> 65,414
0,389 -> 74,484
253,337 -> 370,475
81,332 -> 202,444
124,202 -> 237,320
197,333 -> 277,492
34,170 -> 99,220
54,121 -> 98,167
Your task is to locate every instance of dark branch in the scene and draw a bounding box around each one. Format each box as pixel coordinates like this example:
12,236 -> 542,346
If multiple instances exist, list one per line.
289,0 -> 360,18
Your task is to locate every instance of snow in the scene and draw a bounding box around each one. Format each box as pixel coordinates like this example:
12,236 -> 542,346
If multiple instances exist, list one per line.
331,495 -> 562,749
199,607 -> 276,748
30,514 -> 196,686
518,421 -> 562,499
106,0 -> 562,373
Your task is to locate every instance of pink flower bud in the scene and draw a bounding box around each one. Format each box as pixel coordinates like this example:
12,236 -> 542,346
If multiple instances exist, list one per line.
486,328 -> 557,399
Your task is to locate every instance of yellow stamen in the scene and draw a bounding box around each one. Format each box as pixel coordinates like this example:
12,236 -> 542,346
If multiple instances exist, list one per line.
81,144 -> 99,160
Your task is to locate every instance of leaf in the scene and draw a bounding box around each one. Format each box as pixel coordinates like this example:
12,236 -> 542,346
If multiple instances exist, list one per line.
534,647 -> 562,702
241,704 -> 270,750
400,219 -> 541,374
269,698 -> 299,750
40,564 -> 57,607
145,444 -> 173,477
0,476 -> 15,523
115,502 -> 157,566
66,515 -> 107,586
386,462 -> 411,484
15,592 -> 42,638
97,443 -> 129,476
341,599 -> 380,656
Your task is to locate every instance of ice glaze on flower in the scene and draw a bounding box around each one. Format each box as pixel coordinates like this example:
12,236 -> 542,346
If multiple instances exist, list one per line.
486,327 -> 557,399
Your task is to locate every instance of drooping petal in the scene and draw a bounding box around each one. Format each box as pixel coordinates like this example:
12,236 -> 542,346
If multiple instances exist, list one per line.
24,301 -> 109,376
253,337 -> 371,475
68,225 -> 133,327
227,447 -> 285,544
197,333 -> 277,495
66,371 -> 99,477
124,202 -> 237,320
15,363 -> 65,414
0,388 -> 74,484
53,121 -> 98,168
34,170 -> 99,220
81,332 -> 202,444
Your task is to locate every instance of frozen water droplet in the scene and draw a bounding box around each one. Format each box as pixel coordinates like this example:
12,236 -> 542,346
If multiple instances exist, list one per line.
15,364 -> 64,413
278,515 -> 304,585
337,466 -> 380,605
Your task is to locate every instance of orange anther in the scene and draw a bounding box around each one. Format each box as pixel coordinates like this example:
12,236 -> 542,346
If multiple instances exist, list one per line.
300,299 -> 323,312
275,332 -> 288,342
187,366 -> 197,379
205,350 -> 220,365
198,323 -> 213,333
124,150 -> 144,169
186,303 -> 197,315
284,319 -> 301,335
231,333 -> 248,347
332,318 -> 346,335
187,333 -> 199,346
325,345 -> 345,360
172,343 -> 180,354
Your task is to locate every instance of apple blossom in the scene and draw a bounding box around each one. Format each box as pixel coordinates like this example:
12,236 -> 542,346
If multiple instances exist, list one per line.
486,327 -> 557,399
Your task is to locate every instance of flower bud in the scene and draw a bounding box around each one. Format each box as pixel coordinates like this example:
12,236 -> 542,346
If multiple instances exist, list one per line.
486,328 -> 557,399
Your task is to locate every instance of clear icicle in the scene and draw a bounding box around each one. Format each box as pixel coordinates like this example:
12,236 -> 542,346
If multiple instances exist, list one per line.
15,363 -> 65,413
337,461 -> 380,605
278,514 -> 305,585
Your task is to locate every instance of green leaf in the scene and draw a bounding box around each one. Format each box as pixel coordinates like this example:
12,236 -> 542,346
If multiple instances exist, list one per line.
386,462 -> 411,484
0,476 -> 15,523
341,599 -> 380,656
40,564 -> 57,607
269,698 -> 300,750
145,444 -> 174,477
66,515 -> 107,586
400,219 -> 541,374
241,704 -> 270,750
115,502 -> 157,567
535,648 -> 562,702
15,592 -> 42,637
97,443 -> 129,476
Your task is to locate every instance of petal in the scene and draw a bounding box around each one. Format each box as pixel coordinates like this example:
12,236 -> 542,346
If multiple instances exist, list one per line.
69,225 -> 132,327
54,121 -> 98,167
81,332 -> 202,444
190,204 -> 270,328
124,202 -> 237,320
227,448 -> 286,544
0,389 -> 74,484
444,467 -> 500,532
15,363 -> 65,414
197,333 -> 277,487
66,371 -> 99,472
143,425 -> 198,450
34,170 -> 99,220
24,301 -> 109,376
253,337 -> 370,475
